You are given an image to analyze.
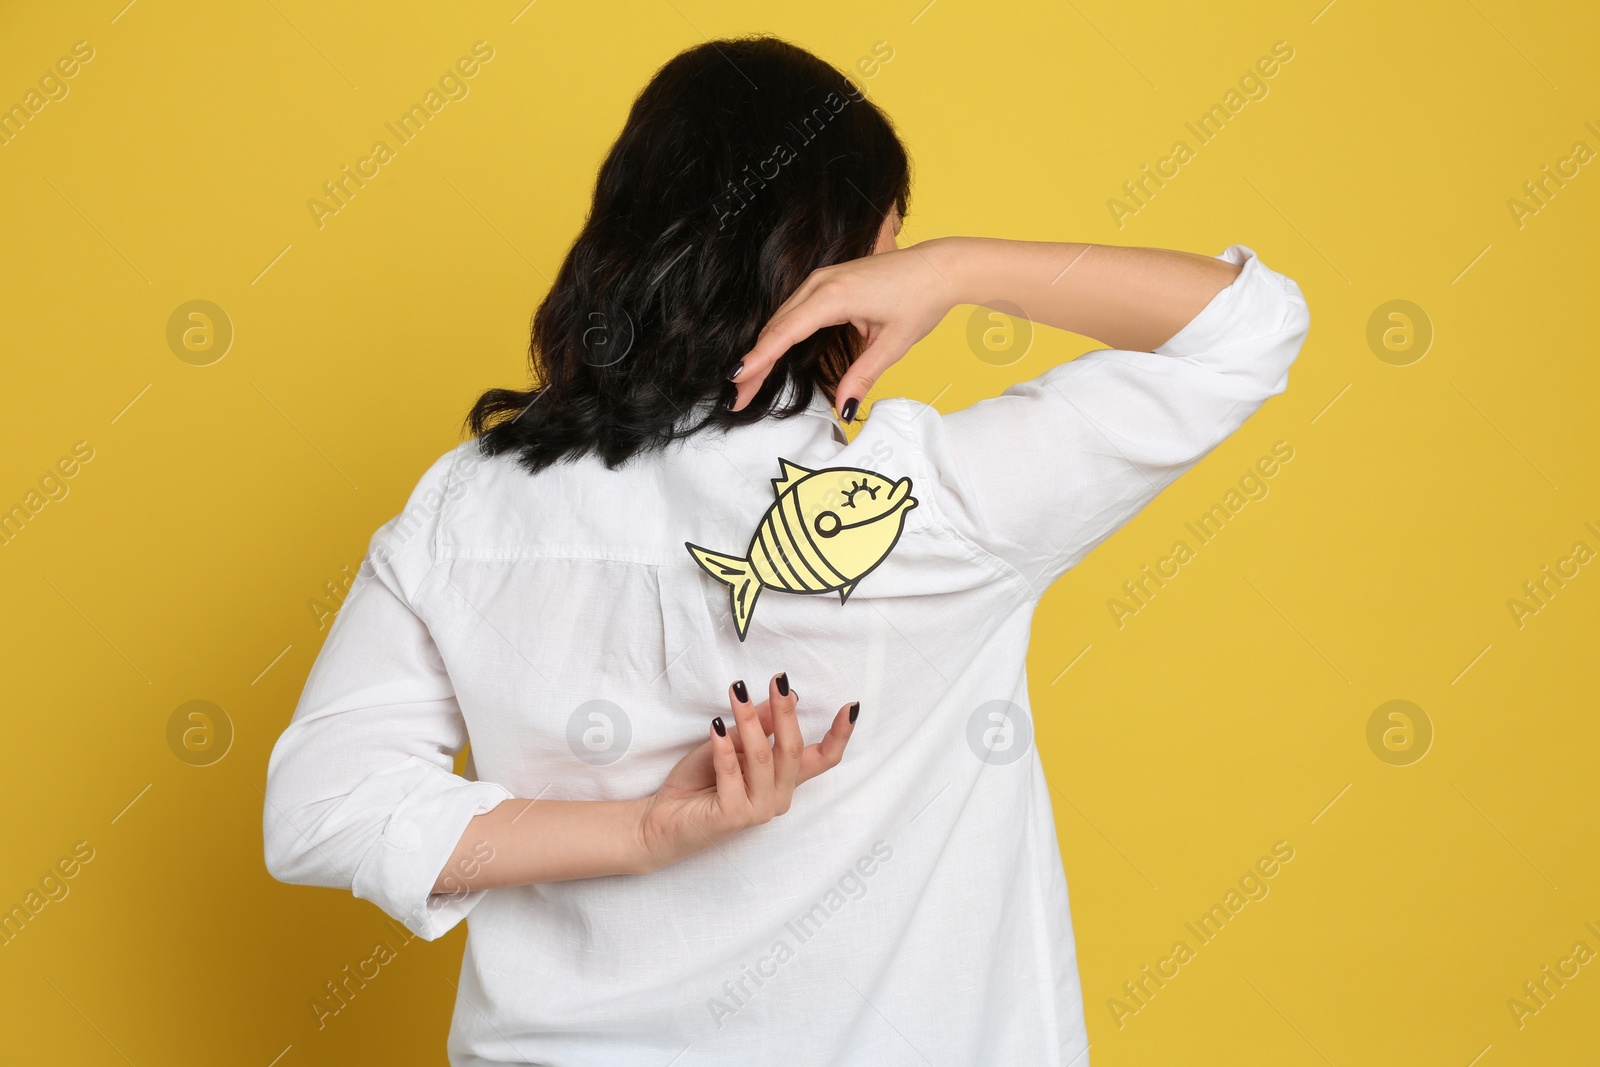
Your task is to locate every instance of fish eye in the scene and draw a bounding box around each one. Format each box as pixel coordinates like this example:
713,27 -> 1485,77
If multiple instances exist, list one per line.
840,478 -> 879,509
815,511 -> 841,538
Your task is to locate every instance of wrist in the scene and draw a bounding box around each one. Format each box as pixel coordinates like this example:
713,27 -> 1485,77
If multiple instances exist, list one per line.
624,794 -> 666,875
914,236 -> 982,310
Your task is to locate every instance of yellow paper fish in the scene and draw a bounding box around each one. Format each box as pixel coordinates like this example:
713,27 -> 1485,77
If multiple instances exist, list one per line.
686,457 -> 918,641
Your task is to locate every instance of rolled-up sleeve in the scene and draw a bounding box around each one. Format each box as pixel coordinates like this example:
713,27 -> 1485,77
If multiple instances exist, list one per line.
263,448 -> 513,940
917,244 -> 1311,593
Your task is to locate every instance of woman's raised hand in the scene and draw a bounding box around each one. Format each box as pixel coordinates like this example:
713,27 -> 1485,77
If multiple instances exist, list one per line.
636,673 -> 858,872
728,236 -> 1250,421
729,241 -> 961,422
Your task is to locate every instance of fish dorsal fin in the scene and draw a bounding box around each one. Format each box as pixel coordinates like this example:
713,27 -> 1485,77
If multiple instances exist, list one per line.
771,457 -> 815,494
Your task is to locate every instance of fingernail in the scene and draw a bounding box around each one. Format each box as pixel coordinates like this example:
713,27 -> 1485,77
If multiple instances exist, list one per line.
724,388 -> 738,411
775,672 -> 789,696
732,679 -> 748,703
848,701 -> 860,724
713,716 -> 727,737
726,359 -> 744,381
839,397 -> 859,423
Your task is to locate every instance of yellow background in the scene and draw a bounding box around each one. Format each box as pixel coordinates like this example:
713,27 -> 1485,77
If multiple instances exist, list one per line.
2,0 -> 1596,1063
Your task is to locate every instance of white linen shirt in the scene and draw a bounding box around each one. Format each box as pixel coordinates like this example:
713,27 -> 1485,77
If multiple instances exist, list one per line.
263,245 -> 1310,1066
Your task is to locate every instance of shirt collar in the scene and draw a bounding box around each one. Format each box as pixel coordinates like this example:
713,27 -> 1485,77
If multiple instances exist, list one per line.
677,384 -> 847,446
794,385 -> 849,444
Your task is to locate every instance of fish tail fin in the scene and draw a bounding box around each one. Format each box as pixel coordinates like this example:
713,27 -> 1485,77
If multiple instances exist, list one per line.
685,543 -> 762,642
728,576 -> 761,641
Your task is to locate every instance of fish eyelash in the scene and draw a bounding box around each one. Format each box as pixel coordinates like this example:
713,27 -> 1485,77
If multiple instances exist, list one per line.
840,478 -> 879,508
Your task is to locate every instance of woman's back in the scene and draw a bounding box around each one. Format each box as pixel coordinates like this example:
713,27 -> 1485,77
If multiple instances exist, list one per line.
266,241 -> 1308,1064
428,386 -> 1060,1062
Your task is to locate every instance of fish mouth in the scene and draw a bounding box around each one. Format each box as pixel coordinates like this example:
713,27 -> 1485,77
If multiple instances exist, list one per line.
886,478 -> 917,511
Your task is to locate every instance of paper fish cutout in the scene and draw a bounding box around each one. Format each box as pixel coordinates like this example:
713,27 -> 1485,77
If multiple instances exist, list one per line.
686,458 -> 918,641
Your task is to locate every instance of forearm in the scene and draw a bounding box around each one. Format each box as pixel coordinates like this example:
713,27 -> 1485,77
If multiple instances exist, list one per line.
432,795 -> 655,894
922,237 -> 1243,354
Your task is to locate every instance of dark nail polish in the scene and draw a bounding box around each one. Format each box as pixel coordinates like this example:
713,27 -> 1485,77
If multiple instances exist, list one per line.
724,388 -> 738,411
726,359 -> 744,381
848,701 -> 860,724
713,716 -> 727,737
775,672 -> 789,696
840,397 -> 859,423
733,679 -> 748,703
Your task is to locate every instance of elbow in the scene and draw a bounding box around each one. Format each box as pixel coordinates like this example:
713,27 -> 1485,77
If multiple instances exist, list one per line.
262,761 -> 306,884
1279,271 -> 1312,354
261,734 -> 359,889
262,805 -> 311,886
1263,290 -> 1312,399
262,787 -> 344,888
1285,290 -> 1312,355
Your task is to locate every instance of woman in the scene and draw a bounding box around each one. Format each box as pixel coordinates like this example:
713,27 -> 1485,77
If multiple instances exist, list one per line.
264,35 -> 1309,1067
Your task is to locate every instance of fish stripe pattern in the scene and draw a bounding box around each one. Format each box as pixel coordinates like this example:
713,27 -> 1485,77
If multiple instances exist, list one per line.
768,511 -> 826,593
772,494 -> 835,589
748,524 -> 800,598
762,513 -> 814,591
780,489 -> 850,586
748,528 -> 780,588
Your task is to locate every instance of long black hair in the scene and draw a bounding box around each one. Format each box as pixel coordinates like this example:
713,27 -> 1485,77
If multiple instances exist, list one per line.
465,35 -> 912,475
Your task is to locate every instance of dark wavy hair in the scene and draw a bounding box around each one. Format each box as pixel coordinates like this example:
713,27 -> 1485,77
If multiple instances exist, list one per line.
464,35 -> 912,475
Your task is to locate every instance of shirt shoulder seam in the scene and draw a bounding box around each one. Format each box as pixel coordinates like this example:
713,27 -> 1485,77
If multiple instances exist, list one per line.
875,398 -> 1040,604
412,441 -> 470,614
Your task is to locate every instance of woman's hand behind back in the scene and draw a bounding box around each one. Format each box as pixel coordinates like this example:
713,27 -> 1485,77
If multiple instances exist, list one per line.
635,674 -> 859,872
